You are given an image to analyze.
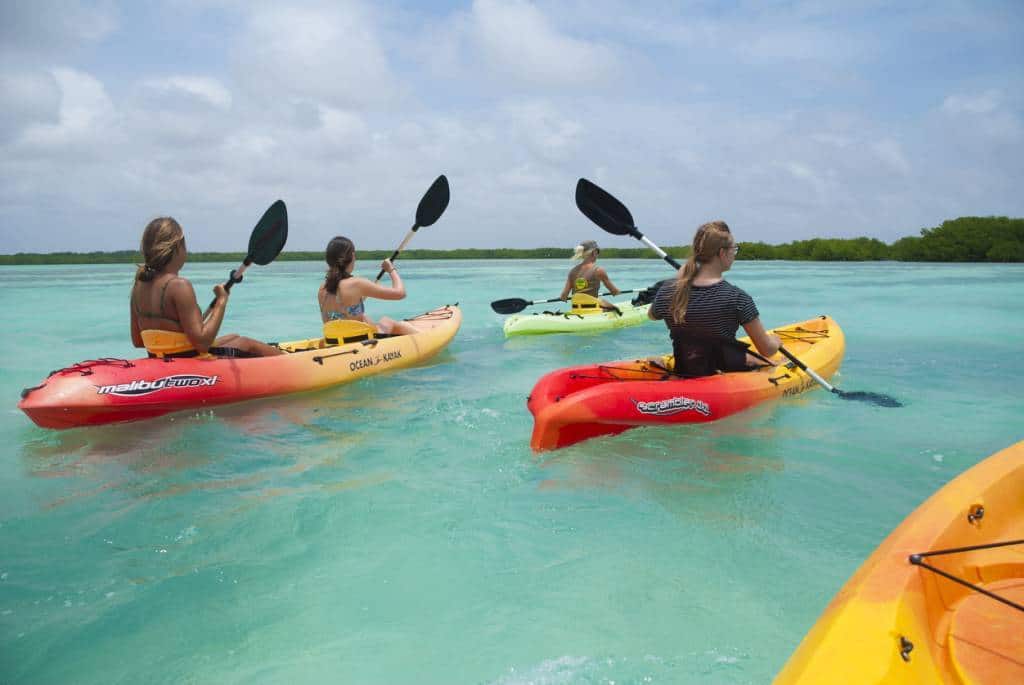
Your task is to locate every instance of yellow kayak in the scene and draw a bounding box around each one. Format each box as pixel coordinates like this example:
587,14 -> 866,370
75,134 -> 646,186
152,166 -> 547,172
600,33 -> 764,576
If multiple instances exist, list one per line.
774,439 -> 1024,684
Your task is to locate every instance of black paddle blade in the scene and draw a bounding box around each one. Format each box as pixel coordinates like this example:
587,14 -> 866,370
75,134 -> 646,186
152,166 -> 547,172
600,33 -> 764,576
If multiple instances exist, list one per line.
247,200 -> 288,265
491,297 -> 530,314
836,390 -> 903,408
575,178 -> 637,237
415,175 -> 450,227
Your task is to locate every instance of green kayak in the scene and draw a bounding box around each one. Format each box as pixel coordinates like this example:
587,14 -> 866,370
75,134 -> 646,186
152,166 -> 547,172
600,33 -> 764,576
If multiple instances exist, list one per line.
503,301 -> 651,337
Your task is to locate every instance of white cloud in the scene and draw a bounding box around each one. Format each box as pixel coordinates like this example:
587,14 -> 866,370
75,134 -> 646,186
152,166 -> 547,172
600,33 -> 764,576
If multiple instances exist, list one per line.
0,70 -> 62,140
142,76 -> 232,109
18,68 -> 117,150
231,2 -> 397,110
942,90 -> 1001,115
470,0 -> 619,87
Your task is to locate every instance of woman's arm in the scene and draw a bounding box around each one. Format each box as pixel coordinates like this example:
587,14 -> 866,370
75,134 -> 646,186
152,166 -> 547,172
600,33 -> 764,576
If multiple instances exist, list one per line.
129,286 -> 144,348
597,267 -> 620,295
174,280 -> 229,354
357,260 -> 406,301
741,317 -> 781,358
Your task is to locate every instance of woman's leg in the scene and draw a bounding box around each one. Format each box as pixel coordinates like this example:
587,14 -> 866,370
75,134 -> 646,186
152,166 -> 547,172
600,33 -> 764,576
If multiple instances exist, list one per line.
376,316 -> 419,336
598,297 -> 623,315
213,334 -> 284,356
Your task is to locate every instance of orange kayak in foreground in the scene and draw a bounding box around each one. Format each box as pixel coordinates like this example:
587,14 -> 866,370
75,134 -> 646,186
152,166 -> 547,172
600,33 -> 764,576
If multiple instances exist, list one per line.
774,439 -> 1024,684
19,305 -> 461,429
527,315 -> 845,451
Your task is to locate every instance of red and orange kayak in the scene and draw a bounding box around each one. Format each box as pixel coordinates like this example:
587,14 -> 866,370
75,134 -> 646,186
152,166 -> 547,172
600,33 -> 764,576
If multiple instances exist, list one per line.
527,315 -> 844,451
774,439 -> 1024,684
19,305 -> 461,429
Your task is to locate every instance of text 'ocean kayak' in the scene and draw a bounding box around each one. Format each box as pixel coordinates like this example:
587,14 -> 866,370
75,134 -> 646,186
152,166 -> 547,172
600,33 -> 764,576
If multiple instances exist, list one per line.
774,439 -> 1024,685
19,305 -> 461,429
503,301 -> 651,337
527,315 -> 844,451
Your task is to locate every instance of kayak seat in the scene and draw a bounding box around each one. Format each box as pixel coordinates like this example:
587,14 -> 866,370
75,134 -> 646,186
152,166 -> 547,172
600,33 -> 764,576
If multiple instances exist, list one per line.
323,320 -> 376,345
570,293 -> 602,316
141,329 -> 215,360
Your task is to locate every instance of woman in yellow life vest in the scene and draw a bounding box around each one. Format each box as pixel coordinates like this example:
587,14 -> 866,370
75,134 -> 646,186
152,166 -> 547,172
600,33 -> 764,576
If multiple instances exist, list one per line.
559,240 -> 622,313
129,217 -> 283,357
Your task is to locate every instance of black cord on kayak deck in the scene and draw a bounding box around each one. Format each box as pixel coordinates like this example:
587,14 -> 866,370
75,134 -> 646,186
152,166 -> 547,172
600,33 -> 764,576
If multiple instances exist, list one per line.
909,539 -> 1024,613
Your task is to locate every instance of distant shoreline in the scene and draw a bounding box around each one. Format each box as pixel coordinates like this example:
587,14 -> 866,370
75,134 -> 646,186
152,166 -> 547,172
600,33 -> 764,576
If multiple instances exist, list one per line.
2,216 -> 1022,264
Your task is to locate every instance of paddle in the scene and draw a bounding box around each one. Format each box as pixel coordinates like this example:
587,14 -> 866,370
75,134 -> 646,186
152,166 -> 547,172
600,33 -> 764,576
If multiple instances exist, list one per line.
205,200 -> 288,315
574,177 -> 902,408
375,174 -> 450,281
491,290 -> 637,315
575,178 -> 682,270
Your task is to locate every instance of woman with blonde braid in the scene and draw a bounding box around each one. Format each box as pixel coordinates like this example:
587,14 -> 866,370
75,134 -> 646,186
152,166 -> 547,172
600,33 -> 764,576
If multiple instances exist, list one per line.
130,217 -> 283,357
649,221 -> 780,376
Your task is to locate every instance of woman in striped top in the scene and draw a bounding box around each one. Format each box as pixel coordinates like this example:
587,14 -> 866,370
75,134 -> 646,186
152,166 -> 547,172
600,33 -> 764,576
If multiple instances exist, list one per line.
649,221 -> 780,376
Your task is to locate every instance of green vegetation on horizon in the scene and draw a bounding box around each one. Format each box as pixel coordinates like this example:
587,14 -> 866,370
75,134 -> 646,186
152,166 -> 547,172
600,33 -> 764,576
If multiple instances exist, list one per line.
2,216 -> 1022,264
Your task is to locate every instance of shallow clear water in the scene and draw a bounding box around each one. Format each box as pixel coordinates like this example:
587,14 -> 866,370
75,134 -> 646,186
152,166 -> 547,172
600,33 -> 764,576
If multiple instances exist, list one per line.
1,259 -> 1022,684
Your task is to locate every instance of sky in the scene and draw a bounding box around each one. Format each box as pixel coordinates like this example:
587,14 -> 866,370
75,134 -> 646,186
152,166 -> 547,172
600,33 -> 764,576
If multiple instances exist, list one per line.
1,0 -> 1022,253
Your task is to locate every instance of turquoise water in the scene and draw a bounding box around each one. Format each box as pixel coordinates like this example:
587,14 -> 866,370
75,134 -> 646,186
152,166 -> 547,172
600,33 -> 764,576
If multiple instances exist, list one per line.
1,259 -> 1022,684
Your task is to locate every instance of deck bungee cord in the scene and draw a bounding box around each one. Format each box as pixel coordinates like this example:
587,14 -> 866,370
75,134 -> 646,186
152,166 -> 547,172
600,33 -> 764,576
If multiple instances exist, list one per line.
909,539 -> 1024,614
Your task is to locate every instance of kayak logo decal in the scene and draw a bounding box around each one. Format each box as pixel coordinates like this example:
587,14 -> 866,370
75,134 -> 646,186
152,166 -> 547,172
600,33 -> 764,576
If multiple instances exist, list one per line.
633,396 -> 711,417
96,375 -> 219,396
349,349 -> 402,372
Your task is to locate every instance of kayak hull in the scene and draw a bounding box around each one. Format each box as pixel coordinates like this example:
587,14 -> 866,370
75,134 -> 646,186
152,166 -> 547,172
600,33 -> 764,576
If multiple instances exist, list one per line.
19,305 -> 461,429
503,301 -> 651,336
527,315 -> 844,451
774,439 -> 1024,685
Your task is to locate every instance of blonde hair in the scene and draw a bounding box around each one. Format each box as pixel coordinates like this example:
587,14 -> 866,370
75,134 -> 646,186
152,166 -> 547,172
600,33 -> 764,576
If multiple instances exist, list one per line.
571,241 -> 599,261
670,220 -> 733,324
136,217 -> 184,282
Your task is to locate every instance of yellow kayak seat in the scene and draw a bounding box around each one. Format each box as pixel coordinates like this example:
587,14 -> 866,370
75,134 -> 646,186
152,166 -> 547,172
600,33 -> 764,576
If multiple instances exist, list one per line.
323,319 -> 376,345
570,292 -> 603,316
141,329 -> 198,358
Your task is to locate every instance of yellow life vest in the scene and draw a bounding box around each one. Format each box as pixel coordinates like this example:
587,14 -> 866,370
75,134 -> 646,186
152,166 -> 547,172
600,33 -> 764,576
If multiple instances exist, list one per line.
323,319 -> 376,345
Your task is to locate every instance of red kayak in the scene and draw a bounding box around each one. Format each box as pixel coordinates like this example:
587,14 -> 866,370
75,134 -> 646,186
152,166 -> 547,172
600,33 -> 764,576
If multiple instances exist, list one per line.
527,316 -> 845,450
19,305 -> 461,429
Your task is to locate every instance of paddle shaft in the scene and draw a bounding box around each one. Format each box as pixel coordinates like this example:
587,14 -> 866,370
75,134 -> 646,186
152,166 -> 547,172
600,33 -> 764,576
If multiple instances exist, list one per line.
777,345 -> 837,392
376,224 -> 419,281
204,260 -> 250,317
637,234 -> 682,270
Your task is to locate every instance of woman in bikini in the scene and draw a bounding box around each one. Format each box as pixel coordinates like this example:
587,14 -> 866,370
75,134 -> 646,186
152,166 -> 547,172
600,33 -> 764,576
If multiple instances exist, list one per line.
648,221 -> 780,376
318,236 -> 418,336
558,240 -> 622,313
130,217 -> 282,357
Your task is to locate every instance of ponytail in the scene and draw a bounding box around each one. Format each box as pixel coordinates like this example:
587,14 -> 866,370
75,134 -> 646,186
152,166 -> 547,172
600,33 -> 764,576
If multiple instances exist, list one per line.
324,236 -> 355,295
670,221 -> 732,324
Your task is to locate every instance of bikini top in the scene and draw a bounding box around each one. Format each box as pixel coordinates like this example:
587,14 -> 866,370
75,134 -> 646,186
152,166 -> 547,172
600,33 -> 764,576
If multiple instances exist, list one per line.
321,283 -> 365,320
326,300 -> 365,320
132,277 -> 181,324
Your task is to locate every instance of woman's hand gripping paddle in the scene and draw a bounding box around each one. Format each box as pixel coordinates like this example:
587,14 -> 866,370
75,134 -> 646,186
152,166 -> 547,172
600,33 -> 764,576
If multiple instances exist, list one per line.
375,175 -> 450,281
574,178 -> 902,408
490,291 -> 637,315
205,200 -> 288,316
